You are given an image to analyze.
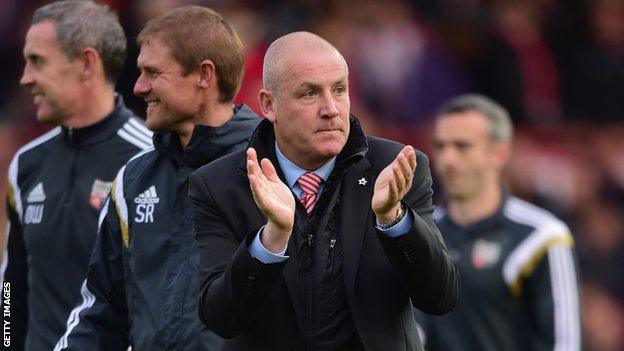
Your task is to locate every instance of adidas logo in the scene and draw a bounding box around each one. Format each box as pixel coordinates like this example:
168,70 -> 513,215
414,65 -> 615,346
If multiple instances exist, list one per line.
27,183 -> 46,203
134,185 -> 160,204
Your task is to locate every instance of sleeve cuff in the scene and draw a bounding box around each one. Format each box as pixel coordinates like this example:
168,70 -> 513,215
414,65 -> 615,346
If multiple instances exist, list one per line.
249,226 -> 289,264
376,209 -> 413,238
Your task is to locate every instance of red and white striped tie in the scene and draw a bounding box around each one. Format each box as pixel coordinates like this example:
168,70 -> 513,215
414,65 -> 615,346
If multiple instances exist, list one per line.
297,172 -> 323,214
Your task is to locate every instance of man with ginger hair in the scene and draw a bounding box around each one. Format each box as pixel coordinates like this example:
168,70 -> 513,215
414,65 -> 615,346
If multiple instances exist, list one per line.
55,6 -> 259,350
189,31 -> 458,351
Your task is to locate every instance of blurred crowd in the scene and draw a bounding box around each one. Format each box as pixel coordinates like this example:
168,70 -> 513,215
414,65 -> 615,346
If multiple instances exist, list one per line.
1,0 -> 623,349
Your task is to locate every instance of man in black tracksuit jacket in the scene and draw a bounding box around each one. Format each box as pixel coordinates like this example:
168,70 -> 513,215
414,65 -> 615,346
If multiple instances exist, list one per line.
55,105 -> 259,350
3,96 -> 150,350
55,6 -> 260,350
2,2 -> 150,350
420,195 -> 581,351
417,94 -> 581,350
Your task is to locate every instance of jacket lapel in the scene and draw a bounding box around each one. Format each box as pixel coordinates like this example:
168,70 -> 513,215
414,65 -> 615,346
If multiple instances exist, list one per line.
340,158 -> 372,298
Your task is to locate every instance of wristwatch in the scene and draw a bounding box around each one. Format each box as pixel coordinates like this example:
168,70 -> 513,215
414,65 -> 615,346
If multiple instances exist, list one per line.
376,204 -> 405,229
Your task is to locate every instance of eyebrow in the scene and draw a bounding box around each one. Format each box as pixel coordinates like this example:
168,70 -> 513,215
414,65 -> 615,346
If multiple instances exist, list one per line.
297,82 -> 320,91
137,63 -> 158,72
25,53 -> 42,61
297,77 -> 348,90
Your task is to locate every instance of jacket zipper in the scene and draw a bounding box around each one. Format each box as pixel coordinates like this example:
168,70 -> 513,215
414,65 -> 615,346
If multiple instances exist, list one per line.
327,237 -> 336,269
302,229 -> 314,351
63,148 -> 79,206
305,233 -> 314,270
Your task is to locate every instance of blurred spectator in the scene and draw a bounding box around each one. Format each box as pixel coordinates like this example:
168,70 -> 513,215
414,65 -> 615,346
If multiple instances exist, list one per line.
582,283 -> 624,351
475,0 -> 563,124
223,3 -> 270,115
349,0 -> 469,126
576,200 -> 624,299
560,0 -> 624,122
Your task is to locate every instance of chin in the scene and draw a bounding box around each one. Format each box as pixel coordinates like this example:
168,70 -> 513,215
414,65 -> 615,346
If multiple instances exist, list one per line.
145,116 -> 167,132
446,186 -> 470,200
317,136 -> 347,153
36,110 -> 63,126
36,114 -> 51,123
316,145 -> 343,159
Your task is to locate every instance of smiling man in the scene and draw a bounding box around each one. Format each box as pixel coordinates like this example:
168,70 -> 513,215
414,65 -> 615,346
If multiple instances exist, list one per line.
54,6 -> 259,351
189,32 -> 459,351
1,1 -> 151,350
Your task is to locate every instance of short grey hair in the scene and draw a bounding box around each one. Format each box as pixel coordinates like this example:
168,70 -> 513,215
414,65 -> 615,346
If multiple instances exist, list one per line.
263,31 -> 347,94
437,94 -> 514,142
32,0 -> 127,84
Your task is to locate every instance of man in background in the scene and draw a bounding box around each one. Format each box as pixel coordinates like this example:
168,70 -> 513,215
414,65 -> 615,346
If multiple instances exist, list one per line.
419,94 -> 581,350
1,1 -> 151,349
55,6 -> 259,350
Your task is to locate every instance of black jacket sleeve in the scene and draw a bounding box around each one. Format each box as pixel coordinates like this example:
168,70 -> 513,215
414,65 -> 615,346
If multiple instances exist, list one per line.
189,172 -> 286,338
2,195 -> 29,351
375,152 -> 459,315
54,197 -> 130,350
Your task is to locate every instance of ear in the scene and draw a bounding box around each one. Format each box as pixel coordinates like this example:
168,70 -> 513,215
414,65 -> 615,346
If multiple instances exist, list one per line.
198,59 -> 215,89
259,88 -> 277,123
491,141 -> 512,170
79,47 -> 100,81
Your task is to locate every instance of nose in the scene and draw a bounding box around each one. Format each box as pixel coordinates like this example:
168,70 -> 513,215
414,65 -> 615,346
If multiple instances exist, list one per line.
20,62 -> 34,87
320,93 -> 339,118
133,73 -> 150,97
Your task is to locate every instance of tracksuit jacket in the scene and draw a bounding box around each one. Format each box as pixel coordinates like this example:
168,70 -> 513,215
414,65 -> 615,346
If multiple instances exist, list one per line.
54,105 -> 259,351
2,95 -> 152,350
417,194 -> 582,351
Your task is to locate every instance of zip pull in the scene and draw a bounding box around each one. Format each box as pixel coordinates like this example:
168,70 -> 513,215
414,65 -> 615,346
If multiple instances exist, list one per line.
65,127 -> 75,144
327,237 -> 337,269
302,233 -> 314,271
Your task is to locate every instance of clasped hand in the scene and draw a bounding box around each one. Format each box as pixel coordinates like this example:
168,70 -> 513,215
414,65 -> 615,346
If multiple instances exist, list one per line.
246,145 -> 417,253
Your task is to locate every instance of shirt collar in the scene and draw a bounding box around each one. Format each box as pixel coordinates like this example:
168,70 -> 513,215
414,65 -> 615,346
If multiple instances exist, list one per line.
274,142 -> 336,189
61,94 -> 130,147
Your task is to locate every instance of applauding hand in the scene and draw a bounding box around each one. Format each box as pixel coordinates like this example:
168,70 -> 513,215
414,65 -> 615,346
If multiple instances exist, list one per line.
247,148 -> 295,252
372,146 -> 417,224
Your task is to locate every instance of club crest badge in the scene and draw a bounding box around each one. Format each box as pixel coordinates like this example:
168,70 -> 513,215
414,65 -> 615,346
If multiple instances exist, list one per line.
89,179 -> 113,210
471,239 -> 501,270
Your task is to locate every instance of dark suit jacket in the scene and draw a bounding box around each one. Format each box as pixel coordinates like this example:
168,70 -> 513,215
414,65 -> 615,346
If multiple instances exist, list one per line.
189,118 -> 459,351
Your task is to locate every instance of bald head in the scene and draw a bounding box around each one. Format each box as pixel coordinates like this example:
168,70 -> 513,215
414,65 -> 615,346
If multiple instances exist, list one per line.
263,32 -> 347,93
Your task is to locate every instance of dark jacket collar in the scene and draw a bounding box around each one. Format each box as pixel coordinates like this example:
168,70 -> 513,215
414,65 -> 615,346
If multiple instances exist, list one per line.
239,115 -> 369,183
153,104 -> 260,169
61,94 -> 133,147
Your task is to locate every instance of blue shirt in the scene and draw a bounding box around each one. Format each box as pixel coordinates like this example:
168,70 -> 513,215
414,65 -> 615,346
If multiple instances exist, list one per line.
250,143 -> 412,263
